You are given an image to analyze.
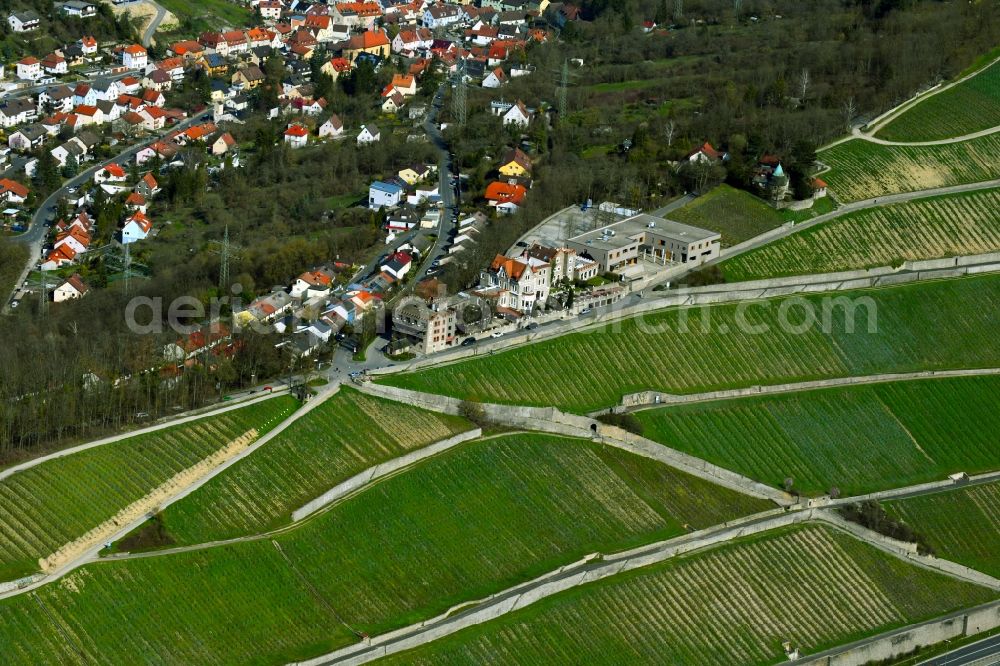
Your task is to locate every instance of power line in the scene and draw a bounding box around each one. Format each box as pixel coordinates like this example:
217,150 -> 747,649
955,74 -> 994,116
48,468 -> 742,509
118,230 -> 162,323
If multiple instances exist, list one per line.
211,224 -> 242,291
451,60 -> 467,126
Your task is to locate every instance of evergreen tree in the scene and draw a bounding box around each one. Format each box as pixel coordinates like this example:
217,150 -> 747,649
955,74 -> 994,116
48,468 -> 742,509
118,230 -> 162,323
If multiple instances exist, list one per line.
62,153 -> 79,179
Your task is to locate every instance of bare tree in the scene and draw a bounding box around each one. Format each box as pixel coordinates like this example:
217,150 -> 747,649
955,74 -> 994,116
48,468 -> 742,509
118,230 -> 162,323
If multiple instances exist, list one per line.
798,68 -> 810,102
733,0 -> 743,20
842,96 -> 857,131
664,120 -> 676,147
672,0 -> 683,21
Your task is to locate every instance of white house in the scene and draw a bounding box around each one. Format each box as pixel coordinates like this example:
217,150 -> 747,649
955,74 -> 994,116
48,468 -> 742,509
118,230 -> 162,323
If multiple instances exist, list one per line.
94,163 -> 127,184
380,251 -> 412,280
423,4 -> 462,28
318,114 -> 343,138
122,44 -> 148,70
121,212 -> 152,244
283,124 -> 309,148
368,180 -> 404,210
16,57 -> 42,81
501,99 -> 532,127
8,11 -> 40,33
53,274 -> 89,302
482,67 -> 506,89
357,123 -> 380,145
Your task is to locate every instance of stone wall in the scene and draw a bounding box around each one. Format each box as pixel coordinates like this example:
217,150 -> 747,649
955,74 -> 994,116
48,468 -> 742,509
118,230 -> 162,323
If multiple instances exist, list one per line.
796,600 -> 1000,666
370,254 -> 1000,379
291,428 -> 483,521
356,383 -> 792,505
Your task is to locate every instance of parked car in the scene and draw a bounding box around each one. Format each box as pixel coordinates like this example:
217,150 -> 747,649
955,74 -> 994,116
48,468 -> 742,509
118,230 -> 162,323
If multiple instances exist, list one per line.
525,322 -> 538,330
579,308 -> 592,315
490,330 -> 503,338
461,337 -> 477,346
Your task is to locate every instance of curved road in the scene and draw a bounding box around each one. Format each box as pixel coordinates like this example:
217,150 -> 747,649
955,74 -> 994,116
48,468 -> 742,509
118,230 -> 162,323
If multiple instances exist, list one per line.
141,0 -> 168,47
2,110 -> 211,313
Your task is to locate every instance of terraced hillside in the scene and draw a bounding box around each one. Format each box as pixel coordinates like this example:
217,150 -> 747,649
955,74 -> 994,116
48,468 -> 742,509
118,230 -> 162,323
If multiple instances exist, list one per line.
382,274 -> 1000,413
720,188 -> 1000,281
885,480 -> 1000,579
384,524 -> 996,666
0,395 -> 297,581
819,133 -> 1000,202
0,434 -> 769,664
670,184 -> 785,246
875,60 -> 1000,142
158,387 -> 473,545
635,375 -> 1000,496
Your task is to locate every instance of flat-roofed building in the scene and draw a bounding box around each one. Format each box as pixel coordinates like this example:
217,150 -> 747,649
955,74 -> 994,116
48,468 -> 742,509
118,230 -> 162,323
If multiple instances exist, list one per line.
564,213 -> 720,273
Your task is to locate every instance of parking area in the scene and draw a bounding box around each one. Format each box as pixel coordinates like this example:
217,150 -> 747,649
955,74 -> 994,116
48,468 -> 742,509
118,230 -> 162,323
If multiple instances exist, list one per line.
507,205 -> 628,255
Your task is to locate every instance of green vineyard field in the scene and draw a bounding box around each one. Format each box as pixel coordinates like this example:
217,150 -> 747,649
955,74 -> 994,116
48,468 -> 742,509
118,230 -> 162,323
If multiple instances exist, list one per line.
875,60 -> 1000,142
384,525 -> 996,666
819,134 -> 1000,202
0,395 -> 297,581
720,188 -> 1000,281
0,434 -> 768,664
635,375 -> 1000,496
670,183 -> 785,246
886,480 -> 1000,578
159,386 -> 472,545
382,274 -> 1000,413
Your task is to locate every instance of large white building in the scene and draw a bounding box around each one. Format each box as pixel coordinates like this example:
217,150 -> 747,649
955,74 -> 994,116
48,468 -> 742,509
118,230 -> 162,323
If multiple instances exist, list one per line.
477,253 -> 550,315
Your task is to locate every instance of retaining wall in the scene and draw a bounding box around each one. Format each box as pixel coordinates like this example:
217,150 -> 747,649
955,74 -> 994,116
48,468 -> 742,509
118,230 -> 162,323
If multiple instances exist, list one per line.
370,254 -> 1000,379
356,383 -> 792,505
291,428 -> 482,521
796,600 -> 1000,666
618,368 -> 1000,411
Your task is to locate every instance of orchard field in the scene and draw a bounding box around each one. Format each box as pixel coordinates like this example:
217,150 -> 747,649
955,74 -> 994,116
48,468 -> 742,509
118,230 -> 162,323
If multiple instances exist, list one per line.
875,59 -> 1000,142
159,387 -> 473,545
720,188 -> 1000,281
635,375 -> 1000,496
382,274 -> 1000,413
0,434 -> 769,664
818,133 -> 1000,202
670,184 -> 785,246
885,480 -> 1000,579
385,525 -> 996,666
0,395 -> 297,581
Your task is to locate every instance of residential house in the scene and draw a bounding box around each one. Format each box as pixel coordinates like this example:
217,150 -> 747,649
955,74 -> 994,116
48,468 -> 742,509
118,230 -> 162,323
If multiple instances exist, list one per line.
343,29 -> 390,62
357,123 -> 380,144
73,83 -> 97,106
484,181 -> 527,213
490,98 -> 532,126
391,27 -> 433,54
38,85 -> 75,114
321,56 -> 352,80
53,274 -> 89,302
232,65 -> 266,89
135,172 -> 159,197
318,114 -> 343,138
386,208 -> 419,232
0,178 -> 29,204
0,98 -> 37,127
94,163 -> 127,184
41,53 -> 68,75
498,147 -> 531,177
121,211 -> 153,244
380,251 -> 412,279
16,57 -> 42,81
423,3 -> 463,28
142,68 -> 172,92
59,1 -> 96,17
79,35 -> 98,55
685,142 -> 727,165
392,299 -> 457,353
199,52 -> 228,76
122,44 -> 148,69
284,123 -> 309,148
398,162 -> 430,184
369,180 -> 404,209
258,0 -> 283,21
211,132 -> 236,155
125,191 -> 147,213
290,269 -> 335,299
381,91 -> 405,114
482,67 -> 506,88
478,253 -> 550,314
8,124 -> 47,152
8,11 -> 40,32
